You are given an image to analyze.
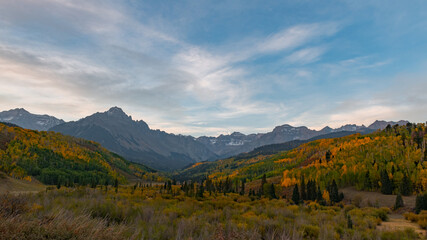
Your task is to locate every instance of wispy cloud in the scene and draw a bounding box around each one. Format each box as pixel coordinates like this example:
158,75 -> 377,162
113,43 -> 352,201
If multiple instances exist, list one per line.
0,0 -> 425,136
257,23 -> 339,54
284,46 -> 326,64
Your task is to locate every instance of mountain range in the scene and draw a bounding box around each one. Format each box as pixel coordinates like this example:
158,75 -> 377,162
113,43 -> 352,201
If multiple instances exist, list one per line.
0,108 -> 64,131
0,107 -> 408,171
196,120 -> 407,158
49,107 -> 217,171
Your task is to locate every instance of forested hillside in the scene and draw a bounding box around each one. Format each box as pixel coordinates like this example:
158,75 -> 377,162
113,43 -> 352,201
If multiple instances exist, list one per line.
177,123 -> 427,197
175,131 -> 362,181
280,123 -> 427,195
0,123 -> 163,186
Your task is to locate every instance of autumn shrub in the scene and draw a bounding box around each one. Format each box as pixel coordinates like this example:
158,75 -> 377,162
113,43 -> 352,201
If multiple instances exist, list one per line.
403,212 -> 418,222
3,186 -> 418,239
418,218 -> 427,229
416,211 -> 427,229
302,224 -> 320,239
89,200 -> 129,224
0,194 -> 28,217
375,208 -> 390,221
344,204 -> 356,213
0,209 -> 131,240
380,228 -> 418,240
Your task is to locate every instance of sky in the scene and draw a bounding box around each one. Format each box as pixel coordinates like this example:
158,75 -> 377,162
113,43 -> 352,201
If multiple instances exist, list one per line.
0,0 -> 426,137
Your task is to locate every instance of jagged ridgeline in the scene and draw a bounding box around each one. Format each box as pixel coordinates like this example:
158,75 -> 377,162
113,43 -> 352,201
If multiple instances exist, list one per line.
0,123 -> 161,186
177,123 -> 427,195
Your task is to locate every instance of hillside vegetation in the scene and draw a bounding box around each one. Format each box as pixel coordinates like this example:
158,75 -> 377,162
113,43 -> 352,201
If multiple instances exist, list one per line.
0,123 -> 163,187
0,123 -> 427,239
1,185 -> 422,240
177,123 -> 427,197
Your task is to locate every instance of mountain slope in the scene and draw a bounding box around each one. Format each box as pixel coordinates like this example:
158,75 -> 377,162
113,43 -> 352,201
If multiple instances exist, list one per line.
368,120 -> 409,130
196,121 -> 407,159
50,107 -> 218,171
175,131 -> 366,181
177,123 -> 427,196
0,122 -> 159,186
0,108 -> 64,131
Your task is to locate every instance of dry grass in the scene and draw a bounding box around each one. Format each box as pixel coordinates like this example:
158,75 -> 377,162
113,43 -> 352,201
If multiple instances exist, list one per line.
377,214 -> 426,238
0,173 -> 45,194
341,187 -> 416,209
0,186 -> 423,240
0,193 -> 133,240
0,210 -> 131,240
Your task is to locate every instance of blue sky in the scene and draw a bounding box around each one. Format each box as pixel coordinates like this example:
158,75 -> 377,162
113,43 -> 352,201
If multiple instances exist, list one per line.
0,0 -> 426,136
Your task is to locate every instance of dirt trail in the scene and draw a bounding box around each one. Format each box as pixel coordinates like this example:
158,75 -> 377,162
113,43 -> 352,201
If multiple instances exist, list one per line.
378,214 -> 426,237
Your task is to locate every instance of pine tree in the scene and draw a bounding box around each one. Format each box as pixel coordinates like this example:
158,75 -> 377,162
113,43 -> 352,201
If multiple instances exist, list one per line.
307,180 -> 317,201
300,175 -> 307,200
347,215 -> 353,229
90,178 -> 97,188
261,174 -> 267,186
385,124 -> 392,132
114,178 -> 119,193
328,180 -> 339,203
339,192 -> 344,201
167,180 -> 172,192
363,171 -> 372,190
267,183 -> 277,199
225,177 -> 232,193
104,179 -> 109,193
260,174 -> 267,196
240,179 -> 246,195
196,183 -> 204,199
292,184 -> 300,204
394,193 -> 404,210
325,150 -> 332,162
399,173 -> 412,196
316,186 -> 323,202
415,193 -> 427,213
380,169 -> 393,195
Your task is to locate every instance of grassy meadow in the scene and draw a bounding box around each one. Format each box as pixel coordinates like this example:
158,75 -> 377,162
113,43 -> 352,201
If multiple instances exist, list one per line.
1,183 -> 425,240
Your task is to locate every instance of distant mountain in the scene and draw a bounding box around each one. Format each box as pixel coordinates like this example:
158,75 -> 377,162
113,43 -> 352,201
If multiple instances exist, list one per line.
176,123 -> 426,193
50,107 -> 218,171
5,105 -> 404,170
196,120 -> 407,159
368,120 -> 408,130
234,131 -> 359,161
0,108 -> 64,131
175,131 -> 362,182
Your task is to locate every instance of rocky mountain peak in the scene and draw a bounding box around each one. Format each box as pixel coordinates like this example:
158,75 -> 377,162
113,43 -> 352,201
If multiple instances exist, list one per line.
106,106 -> 127,117
13,108 -> 29,113
230,132 -> 245,137
321,126 -> 332,131
368,120 -> 408,130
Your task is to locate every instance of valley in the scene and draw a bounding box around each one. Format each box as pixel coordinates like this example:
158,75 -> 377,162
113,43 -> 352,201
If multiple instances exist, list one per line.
1,1 -> 427,239
1,120 -> 426,239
